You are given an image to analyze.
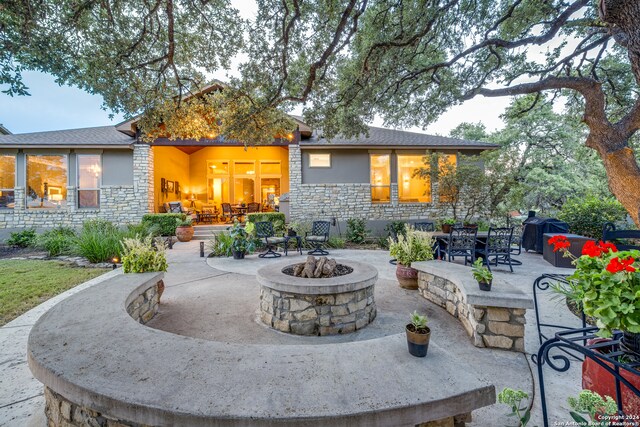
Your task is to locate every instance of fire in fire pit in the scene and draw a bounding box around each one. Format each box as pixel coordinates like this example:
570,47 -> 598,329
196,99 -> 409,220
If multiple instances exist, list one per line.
282,256 -> 353,278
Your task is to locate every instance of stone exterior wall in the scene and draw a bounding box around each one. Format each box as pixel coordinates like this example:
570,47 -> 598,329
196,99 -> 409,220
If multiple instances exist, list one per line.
288,144 -> 451,221
126,280 -> 161,325
0,144 -> 152,230
260,285 -> 376,335
418,272 -> 525,352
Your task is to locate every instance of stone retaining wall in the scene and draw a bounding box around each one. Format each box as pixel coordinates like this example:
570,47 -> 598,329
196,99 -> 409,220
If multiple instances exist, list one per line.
418,272 -> 525,352
126,281 -> 161,325
45,387 -> 141,427
260,285 -> 376,335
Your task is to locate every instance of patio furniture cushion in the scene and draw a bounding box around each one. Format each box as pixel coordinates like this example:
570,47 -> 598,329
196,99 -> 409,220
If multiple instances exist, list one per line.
306,235 -> 328,241
266,237 -> 287,244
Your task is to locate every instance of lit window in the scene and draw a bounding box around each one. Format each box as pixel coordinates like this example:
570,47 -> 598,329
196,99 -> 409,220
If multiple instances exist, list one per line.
78,154 -> 101,209
261,178 -> 280,211
398,154 -> 430,203
438,154 -> 457,203
0,155 -> 15,209
208,161 -> 229,175
235,161 -> 255,175
260,161 -> 281,175
370,154 -> 390,202
26,155 -> 68,209
309,153 -> 331,167
234,178 -> 255,204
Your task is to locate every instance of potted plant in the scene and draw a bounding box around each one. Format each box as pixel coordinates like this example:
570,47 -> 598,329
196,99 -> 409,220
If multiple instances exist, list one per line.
388,226 -> 435,289
463,220 -> 478,229
406,311 -> 430,357
229,220 -> 254,259
549,236 -> 640,410
472,258 -> 493,291
175,217 -> 194,242
440,218 -> 456,233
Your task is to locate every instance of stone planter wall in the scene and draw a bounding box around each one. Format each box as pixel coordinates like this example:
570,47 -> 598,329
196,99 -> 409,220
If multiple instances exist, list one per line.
126,280 -> 161,325
260,285 -> 376,336
418,272 -> 526,352
45,387 -> 135,427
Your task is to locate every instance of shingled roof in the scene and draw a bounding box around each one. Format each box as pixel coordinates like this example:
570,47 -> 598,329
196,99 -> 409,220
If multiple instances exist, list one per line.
300,126 -> 497,149
0,126 -> 134,148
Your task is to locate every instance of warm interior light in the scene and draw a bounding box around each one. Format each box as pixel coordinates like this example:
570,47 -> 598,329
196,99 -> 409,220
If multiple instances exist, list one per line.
49,194 -> 63,202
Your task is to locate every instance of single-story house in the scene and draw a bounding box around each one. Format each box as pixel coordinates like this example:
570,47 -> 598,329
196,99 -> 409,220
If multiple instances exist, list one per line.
0,111 -> 497,231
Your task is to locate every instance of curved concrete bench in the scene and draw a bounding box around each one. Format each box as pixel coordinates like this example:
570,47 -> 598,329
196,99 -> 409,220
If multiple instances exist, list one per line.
412,260 -> 534,352
28,270 -> 496,426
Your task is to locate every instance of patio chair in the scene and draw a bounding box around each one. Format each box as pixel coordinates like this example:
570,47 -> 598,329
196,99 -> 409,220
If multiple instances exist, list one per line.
247,202 -> 261,213
442,226 -> 478,265
414,221 -> 435,232
508,225 -> 523,266
256,221 -> 287,258
476,227 -> 514,272
306,221 -> 331,255
221,203 -> 239,224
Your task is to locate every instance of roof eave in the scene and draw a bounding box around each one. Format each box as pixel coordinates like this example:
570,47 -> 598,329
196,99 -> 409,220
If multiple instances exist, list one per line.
0,144 -> 134,149
298,144 -> 499,150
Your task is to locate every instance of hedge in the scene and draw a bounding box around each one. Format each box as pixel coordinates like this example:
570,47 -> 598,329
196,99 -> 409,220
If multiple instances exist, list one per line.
246,212 -> 286,234
558,196 -> 628,239
142,213 -> 186,236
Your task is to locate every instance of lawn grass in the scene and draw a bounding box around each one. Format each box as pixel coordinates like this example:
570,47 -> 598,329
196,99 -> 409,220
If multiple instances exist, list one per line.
0,260 -> 109,326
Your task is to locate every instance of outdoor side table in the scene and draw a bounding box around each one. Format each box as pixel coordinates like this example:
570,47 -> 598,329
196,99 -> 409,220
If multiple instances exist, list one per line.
542,233 -> 594,268
285,236 -> 303,255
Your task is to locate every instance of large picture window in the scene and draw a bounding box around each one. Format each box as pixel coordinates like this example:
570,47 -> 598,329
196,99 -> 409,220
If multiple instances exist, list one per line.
309,153 -> 331,168
370,154 -> 390,202
26,155 -> 68,209
398,154 -> 431,203
78,154 -> 101,209
0,155 -> 15,208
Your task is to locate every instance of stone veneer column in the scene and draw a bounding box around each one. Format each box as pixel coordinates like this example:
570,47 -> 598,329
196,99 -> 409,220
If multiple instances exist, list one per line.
133,143 -> 154,215
66,186 -> 76,212
13,187 -> 25,211
288,144 -> 302,221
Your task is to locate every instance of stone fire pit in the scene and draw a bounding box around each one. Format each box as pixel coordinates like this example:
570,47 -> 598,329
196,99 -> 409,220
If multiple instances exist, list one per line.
256,259 -> 378,336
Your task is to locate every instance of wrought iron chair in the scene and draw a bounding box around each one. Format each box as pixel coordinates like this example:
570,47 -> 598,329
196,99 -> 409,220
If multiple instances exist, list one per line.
221,203 -> 239,224
443,226 -> 478,265
305,221 -> 331,255
476,227 -> 514,272
247,202 -> 261,214
508,225 -> 523,266
255,221 -> 287,258
414,221 -> 435,232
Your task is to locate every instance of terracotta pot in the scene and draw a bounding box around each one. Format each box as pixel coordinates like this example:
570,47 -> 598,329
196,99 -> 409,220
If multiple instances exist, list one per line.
396,263 -> 419,289
582,338 -> 640,416
441,224 -> 453,234
157,280 -> 165,301
175,225 -> 194,242
406,324 -> 431,357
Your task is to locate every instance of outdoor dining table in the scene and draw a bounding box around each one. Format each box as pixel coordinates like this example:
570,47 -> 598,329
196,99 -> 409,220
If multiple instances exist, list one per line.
431,230 -> 489,261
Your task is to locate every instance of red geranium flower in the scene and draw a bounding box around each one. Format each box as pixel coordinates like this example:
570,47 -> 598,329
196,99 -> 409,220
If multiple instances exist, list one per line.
599,241 -> 618,253
548,235 -> 571,252
606,256 -> 636,274
582,240 -> 603,257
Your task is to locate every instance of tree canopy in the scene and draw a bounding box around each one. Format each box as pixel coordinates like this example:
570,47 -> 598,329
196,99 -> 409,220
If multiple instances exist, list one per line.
3,0 -> 640,222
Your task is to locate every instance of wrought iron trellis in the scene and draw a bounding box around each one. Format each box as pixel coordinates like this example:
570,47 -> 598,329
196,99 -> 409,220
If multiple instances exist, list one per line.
533,274 -> 640,426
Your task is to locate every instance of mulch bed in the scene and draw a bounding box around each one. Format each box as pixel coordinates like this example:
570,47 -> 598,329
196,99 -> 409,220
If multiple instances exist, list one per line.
0,245 -> 47,260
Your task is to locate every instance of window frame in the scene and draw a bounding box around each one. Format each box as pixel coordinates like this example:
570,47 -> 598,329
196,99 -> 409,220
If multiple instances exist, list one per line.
76,153 -> 102,209
369,153 -> 391,203
308,153 -> 331,168
25,153 -> 69,210
397,153 -> 432,204
0,154 -> 16,209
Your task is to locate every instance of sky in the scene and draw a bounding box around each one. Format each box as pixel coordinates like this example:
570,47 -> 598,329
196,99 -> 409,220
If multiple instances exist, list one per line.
0,0 -> 513,136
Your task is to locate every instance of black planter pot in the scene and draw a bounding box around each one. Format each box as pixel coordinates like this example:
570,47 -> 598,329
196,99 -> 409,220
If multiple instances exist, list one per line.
622,331 -> 640,355
478,280 -> 492,291
232,250 -> 246,260
405,325 -> 431,357
287,229 -> 297,237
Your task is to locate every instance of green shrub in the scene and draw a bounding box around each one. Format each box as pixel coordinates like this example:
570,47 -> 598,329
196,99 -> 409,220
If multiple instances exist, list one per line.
121,236 -> 168,273
208,232 -> 234,257
141,213 -> 186,236
327,236 -> 346,249
388,226 -> 435,265
36,227 -> 77,256
246,212 -> 286,234
6,229 -> 37,247
346,218 -> 369,244
385,221 -> 407,241
124,221 -> 161,238
74,219 -> 123,263
558,196 -> 628,239
208,232 -> 233,257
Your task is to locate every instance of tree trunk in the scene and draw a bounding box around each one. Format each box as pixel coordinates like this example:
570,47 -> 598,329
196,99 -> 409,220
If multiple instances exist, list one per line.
599,145 -> 640,226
